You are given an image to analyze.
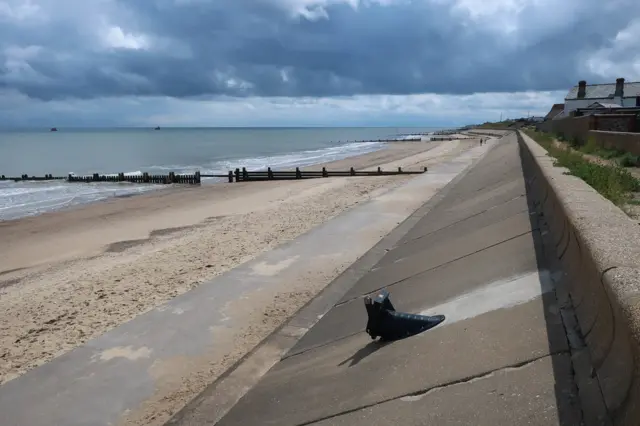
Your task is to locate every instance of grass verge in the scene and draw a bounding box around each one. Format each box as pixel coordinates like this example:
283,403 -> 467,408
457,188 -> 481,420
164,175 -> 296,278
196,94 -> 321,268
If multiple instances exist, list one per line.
524,129 -> 639,206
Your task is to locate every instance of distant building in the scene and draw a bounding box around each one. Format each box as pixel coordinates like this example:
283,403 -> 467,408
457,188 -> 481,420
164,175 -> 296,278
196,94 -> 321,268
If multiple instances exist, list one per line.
564,78 -> 640,114
544,103 -> 565,121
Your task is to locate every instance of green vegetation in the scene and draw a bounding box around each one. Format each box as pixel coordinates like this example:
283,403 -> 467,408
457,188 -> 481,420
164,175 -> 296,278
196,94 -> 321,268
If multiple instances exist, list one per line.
524,129 -> 639,206
477,120 -> 516,129
579,136 -> 640,167
619,152 -> 640,167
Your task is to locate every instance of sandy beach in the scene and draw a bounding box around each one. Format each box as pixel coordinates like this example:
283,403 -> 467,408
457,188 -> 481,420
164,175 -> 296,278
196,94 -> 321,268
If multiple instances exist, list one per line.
0,138 -> 479,424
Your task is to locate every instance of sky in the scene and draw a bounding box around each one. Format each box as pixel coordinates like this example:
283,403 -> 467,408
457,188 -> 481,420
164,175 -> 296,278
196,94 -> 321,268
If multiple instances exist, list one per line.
1,0 -> 639,127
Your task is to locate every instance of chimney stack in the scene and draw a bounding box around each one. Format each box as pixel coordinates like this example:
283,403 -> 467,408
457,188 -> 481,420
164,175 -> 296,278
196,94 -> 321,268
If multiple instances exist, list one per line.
615,78 -> 625,98
577,80 -> 587,99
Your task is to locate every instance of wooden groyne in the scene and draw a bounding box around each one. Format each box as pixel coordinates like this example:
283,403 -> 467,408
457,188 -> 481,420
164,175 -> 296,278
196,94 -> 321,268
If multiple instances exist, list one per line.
231,166 -> 427,182
1,174 -> 66,182
1,166 -> 427,185
1,172 -> 206,184
334,138 -> 422,143
428,136 -> 457,141
68,172 -> 204,184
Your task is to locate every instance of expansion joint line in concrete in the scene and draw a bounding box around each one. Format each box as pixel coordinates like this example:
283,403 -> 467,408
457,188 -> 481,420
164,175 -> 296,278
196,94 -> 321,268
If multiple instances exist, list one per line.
297,351 -> 569,426
337,228 -> 539,307
400,195 -> 527,246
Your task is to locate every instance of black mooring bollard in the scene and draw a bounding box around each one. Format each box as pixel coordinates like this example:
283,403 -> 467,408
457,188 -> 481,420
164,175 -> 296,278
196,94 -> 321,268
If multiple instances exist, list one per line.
364,289 -> 445,341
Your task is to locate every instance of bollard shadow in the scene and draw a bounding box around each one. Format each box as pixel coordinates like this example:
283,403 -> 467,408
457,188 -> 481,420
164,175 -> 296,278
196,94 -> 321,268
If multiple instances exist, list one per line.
338,340 -> 391,368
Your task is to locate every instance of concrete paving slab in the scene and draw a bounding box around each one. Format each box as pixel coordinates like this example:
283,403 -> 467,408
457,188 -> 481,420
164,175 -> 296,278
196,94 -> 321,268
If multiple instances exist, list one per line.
291,231 -> 543,355
399,175 -> 527,244
433,140 -> 523,199
310,354 -> 581,426
440,172 -> 526,212
217,294 -> 568,426
381,196 -> 531,265
395,154 -> 527,245
355,211 -> 535,292
386,193 -> 528,257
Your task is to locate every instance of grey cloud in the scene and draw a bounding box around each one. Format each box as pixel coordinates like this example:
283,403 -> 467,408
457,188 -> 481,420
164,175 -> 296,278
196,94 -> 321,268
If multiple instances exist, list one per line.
1,0 -> 639,101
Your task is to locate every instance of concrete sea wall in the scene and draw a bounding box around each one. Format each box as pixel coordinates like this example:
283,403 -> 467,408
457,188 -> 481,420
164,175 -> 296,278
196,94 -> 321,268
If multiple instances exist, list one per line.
519,130 -> 640,425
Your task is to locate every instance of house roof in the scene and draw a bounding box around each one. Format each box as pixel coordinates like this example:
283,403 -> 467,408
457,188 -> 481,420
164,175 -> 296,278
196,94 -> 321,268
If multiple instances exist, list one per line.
544,103 -> 565,120
552,110 -> 569,120
585,102 -> 622,109
565,81 -> 640,100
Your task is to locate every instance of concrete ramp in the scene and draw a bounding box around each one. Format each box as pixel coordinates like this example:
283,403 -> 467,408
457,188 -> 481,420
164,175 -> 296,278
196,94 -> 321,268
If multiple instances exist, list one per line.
173,133 -> 601,425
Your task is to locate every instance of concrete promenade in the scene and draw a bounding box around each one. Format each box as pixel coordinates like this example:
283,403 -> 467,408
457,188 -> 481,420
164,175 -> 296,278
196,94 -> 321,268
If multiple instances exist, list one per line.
183,133 -> 598,425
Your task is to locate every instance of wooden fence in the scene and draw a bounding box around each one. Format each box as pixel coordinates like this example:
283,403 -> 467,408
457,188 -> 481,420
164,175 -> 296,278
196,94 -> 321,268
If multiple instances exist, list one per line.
1,166 -> 428,185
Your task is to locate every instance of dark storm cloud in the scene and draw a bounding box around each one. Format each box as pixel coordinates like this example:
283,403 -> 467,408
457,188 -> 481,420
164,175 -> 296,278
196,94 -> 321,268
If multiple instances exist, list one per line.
1,0 -> 639,101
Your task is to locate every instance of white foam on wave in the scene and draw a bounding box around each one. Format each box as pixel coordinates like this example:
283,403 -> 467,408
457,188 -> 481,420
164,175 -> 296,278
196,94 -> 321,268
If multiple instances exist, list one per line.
147,141 -> 384,178
215,141 -> 383,173
0,180 -> 156,220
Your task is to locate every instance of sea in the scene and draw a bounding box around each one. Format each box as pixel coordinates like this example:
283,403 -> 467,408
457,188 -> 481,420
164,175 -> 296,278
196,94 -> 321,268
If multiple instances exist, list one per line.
0,127 -> 443,220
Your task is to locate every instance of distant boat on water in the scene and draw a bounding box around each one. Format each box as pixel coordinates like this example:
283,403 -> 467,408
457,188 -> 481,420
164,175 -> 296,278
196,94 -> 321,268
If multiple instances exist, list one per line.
50,127 -> 58,132
154,126 -> 161,130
